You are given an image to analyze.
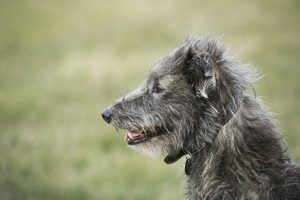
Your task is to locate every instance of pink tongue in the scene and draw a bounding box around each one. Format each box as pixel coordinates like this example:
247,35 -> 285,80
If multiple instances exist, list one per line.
124,130 -> 144,141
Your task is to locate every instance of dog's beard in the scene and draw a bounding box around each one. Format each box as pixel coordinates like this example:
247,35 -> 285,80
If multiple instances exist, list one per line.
129,143 -> 161,158
111,115 -> 185,158
128,136 -> 169,158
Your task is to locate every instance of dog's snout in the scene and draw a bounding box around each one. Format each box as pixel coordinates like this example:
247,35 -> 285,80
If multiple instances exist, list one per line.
101,108 -> 112,123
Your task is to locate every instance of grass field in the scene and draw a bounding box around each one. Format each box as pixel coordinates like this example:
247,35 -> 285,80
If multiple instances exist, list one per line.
0,0 -> 300,199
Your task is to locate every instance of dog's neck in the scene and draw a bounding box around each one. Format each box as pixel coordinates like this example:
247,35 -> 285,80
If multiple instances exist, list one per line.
164,100 -> 242,175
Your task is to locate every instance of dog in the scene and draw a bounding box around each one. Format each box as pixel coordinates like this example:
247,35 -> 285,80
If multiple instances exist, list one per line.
102,35 -> 300,199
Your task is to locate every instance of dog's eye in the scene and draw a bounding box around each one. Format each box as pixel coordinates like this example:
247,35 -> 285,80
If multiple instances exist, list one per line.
152,84 -> 163,94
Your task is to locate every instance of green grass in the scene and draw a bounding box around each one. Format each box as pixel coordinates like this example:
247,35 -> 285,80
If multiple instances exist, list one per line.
0,0 -> 300,199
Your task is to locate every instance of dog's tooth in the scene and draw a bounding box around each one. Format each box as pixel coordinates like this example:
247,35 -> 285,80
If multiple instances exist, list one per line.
128,133 -> 133,139
124,132 -> 129,140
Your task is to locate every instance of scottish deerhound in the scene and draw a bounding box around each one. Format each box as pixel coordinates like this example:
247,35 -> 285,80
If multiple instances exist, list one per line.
102,35 -> 300,199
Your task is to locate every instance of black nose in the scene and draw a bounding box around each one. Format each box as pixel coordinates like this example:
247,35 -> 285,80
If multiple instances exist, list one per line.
101,108 -> 112,123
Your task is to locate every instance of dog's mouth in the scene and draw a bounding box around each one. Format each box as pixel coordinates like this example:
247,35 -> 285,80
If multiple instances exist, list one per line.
124,128 -> 165,145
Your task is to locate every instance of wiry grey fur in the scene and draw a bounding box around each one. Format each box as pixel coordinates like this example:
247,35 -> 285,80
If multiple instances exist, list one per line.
103,35 -> 300,199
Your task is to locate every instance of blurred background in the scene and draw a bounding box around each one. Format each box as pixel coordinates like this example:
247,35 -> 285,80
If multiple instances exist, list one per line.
0,0 -> 299,199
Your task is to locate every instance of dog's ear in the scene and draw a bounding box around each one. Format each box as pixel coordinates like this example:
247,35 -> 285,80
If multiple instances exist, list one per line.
183,48 -> 217,98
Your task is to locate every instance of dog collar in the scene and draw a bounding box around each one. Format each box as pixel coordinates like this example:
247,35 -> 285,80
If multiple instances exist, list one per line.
164,147 -> 202,175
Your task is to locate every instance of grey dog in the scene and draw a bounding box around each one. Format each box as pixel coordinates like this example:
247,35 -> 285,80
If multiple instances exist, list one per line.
102,35 -> 300,200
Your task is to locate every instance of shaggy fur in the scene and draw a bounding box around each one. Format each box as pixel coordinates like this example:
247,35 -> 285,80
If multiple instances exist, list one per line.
102,35 -> 300,199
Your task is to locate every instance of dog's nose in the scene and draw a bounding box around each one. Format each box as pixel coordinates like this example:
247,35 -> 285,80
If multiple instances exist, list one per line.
101,108 -> 112,123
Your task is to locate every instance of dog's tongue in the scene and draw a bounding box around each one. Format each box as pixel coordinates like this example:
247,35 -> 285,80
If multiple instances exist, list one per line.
124,130 -> 144,141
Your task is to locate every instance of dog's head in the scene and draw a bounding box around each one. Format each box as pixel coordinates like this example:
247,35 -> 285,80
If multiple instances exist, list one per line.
102,35 -> 258,158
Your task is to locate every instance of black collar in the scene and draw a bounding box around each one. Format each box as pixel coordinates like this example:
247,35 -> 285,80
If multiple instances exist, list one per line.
164,103 -> 242,175
164,147 -> 202,175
